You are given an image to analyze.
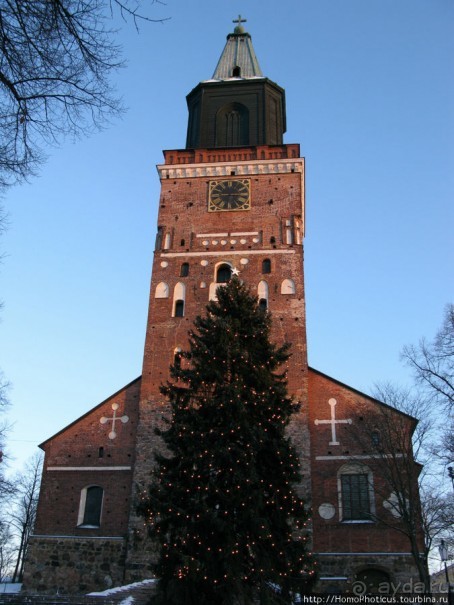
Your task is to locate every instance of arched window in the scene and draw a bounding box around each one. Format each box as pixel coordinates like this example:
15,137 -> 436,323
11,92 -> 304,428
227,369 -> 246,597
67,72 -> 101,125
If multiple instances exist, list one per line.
285,219 -> 293,245
77,486 -> 103,527
232,65 -> 241,77
174,347 -> 182,369
155,226 -> 163,250
281,279 -> 296,295
355,569 -> 391,594
163,232 -> 171,250
216,264 -> 232,284
371,430 -> 381,447
174,300 -> 184,317
180,263 -> 189,277
262,259 -> 271,274
155,282 -> 169,299
209,264 -> 233,301
173,282 -> 186,317
258,280 -> 269,310
294,217 -> 302,245
338,463 -> 374,522
208,283 -> 218,301
215,102 -> 249,147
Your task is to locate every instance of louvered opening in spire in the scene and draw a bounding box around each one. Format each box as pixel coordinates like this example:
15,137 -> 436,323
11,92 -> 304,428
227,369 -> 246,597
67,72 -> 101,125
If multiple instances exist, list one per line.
212,30 -> 263,80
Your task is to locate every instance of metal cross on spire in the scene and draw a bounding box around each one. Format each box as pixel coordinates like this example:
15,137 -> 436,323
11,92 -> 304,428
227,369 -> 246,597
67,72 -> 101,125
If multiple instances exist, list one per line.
233,14 -> 247,30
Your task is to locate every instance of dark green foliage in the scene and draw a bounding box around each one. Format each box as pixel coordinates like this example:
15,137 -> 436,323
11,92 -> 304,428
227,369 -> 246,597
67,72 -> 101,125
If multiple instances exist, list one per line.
138,278 -> 315,604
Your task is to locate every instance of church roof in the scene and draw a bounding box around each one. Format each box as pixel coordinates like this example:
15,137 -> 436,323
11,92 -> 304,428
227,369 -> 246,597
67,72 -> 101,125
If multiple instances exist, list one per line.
308,367 -> 419,426
212,18 -> 263,80
37,376 -> 141,448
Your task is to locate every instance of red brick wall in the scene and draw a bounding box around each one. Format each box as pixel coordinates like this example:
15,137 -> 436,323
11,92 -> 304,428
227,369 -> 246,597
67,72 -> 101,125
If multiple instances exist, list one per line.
34,378 -> 140,537
125,146 -> 311,578
308,368 -> 417,554
27,137 -> 424,592
140,149 -> 306,406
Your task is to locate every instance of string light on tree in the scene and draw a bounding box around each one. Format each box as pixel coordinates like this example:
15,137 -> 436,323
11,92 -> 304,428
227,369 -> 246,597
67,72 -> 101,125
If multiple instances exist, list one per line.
137,278 -> 316,603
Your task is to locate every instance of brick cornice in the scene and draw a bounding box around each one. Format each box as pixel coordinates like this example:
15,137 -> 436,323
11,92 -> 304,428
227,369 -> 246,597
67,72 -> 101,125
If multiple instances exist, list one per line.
157,158 -> 304,180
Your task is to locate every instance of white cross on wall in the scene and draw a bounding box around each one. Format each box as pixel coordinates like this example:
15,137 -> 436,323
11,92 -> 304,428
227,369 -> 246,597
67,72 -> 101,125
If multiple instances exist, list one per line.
314,398 -> 352,446
100,403 -> 129,440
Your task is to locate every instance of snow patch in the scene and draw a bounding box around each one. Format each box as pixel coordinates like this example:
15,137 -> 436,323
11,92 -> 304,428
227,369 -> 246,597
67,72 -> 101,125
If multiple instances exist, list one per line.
87,578 -> 156,596
0,583 -> 22,593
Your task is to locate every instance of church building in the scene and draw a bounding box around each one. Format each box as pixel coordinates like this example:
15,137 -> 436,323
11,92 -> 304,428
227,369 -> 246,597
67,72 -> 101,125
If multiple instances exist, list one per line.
22,20 -> 423,596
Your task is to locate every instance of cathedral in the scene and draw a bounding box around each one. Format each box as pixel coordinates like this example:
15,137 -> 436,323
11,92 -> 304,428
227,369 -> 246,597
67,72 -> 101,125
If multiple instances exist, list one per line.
22,20 -> 423,596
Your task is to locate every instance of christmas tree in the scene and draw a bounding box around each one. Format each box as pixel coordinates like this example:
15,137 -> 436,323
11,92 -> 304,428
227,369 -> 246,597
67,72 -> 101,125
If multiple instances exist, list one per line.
138,278 -> 315,604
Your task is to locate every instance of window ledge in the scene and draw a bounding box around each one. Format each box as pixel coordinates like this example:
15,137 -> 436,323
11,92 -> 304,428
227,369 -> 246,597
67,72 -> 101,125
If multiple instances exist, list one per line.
77,524 -> 100,529
341,520 -> 374,524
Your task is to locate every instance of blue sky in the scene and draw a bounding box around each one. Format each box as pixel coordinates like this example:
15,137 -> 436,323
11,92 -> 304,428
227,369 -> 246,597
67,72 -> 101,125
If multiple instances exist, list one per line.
1,0 -> 453,474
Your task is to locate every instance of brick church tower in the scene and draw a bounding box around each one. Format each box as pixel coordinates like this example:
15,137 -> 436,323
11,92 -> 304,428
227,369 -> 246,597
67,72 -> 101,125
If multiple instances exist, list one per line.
23,19 -> 423,596
126,17 -> 310,580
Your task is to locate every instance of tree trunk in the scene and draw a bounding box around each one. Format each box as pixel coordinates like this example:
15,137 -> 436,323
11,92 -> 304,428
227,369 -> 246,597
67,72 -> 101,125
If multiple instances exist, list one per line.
11,525 -> 25,583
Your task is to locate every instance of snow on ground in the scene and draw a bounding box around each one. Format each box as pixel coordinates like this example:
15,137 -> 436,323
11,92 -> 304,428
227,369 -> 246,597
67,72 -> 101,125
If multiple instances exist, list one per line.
119,597 -> 135,605
0,583 -> 22,593
87,578 -> 156,596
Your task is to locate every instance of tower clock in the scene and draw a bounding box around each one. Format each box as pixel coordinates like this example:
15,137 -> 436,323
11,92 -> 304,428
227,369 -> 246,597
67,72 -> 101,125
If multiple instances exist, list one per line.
208,179 -> 251,212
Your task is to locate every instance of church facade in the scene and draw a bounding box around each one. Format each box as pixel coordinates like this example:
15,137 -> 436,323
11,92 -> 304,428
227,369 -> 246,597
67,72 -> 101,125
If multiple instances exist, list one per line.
22,22 -> 423,596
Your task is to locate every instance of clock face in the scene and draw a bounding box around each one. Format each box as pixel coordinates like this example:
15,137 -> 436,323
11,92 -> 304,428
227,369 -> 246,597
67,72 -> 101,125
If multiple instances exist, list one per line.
208,179 -> 251,212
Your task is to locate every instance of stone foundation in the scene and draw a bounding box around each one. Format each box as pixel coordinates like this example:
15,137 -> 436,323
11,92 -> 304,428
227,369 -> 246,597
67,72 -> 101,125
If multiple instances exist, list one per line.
314,553 -> 421,594
21,536 -> 127,595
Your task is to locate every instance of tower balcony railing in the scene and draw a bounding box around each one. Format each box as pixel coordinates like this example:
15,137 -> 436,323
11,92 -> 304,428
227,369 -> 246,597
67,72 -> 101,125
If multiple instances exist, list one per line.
163,144 -> 300,165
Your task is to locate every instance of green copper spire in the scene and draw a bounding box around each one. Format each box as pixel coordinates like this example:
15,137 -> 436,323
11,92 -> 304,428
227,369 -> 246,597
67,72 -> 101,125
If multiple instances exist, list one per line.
212,16 -> 263,80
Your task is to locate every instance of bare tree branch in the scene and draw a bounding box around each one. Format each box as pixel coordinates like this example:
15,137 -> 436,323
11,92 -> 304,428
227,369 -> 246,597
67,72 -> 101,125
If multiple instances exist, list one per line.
402,305 -> 454,473
347,385 -> 436,591
8,453 -> 43,582
402,304 -> 454,413
0,0 -> 169,189
0,520 -> 15,582
0,371 -> 13,503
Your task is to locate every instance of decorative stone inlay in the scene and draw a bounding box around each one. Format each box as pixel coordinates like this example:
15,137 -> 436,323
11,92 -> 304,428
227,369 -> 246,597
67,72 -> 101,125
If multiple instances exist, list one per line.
318,503 -> 336,520
314,398 -> 352,446
158,160 -> 304,180
383,492 -> 405,518
201,260 -> 209,266
160,261 -> 168,268
163,249 -> 296,259
195,231 -> 262,248
100,403 -> 129,440
47,466 -> 131,471
240,258 -> 249,265
196,233 -> 228,238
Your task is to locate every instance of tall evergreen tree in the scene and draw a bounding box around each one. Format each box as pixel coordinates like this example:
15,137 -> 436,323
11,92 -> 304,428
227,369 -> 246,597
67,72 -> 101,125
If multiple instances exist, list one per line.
138,278 -> 315,604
